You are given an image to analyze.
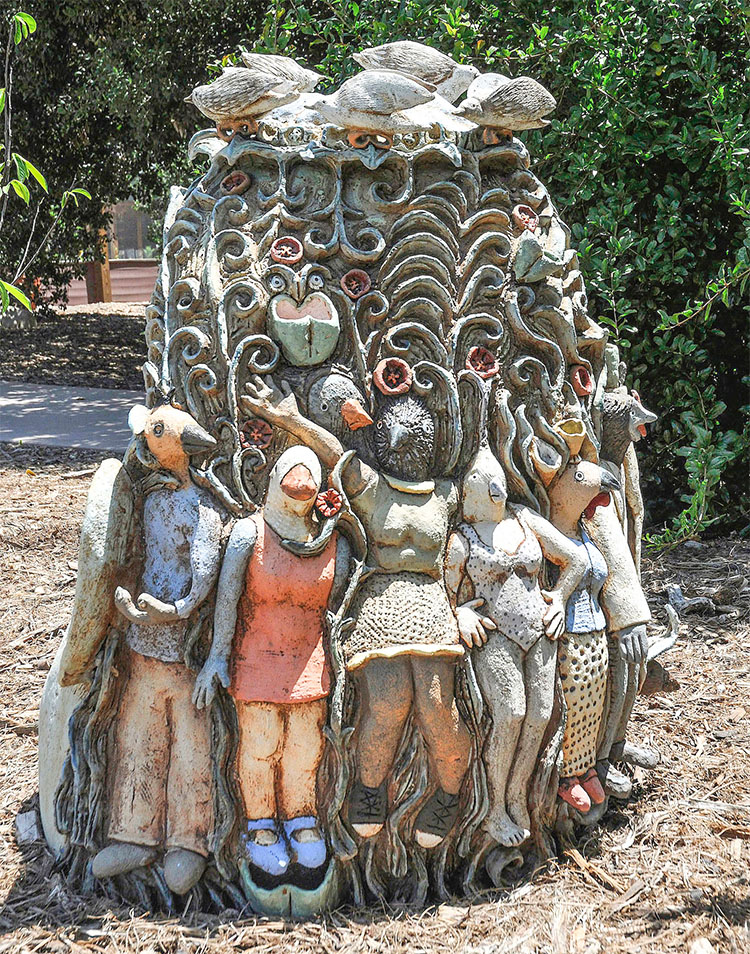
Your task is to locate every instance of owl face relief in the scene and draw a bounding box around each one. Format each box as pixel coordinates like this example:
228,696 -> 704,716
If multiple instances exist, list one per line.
264,247 -> 341,367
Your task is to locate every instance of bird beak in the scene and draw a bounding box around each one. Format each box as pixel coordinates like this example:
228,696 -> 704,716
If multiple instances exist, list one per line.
341,398 -> 373,431
181,421 -> 217,456
599,469 -> 621,493
388,422 -> 409,452
489,477 -> 506,502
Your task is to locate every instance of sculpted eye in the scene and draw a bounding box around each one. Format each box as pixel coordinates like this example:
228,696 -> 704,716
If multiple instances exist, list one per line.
153,423 -> 164,437
376,420 -> 384,430
574,470 -> 584,482
269,275 -> 285,292
308,274 -> 325,290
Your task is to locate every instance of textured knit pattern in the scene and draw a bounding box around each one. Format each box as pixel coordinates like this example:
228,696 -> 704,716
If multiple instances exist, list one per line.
343,571 -> 460,666
558,628 -> 608,776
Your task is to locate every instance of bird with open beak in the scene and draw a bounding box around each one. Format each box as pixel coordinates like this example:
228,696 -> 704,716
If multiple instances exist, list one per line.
531,421 -> 622,815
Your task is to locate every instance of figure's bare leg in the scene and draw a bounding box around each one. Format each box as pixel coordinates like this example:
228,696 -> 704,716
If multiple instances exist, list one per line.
279,699 -> 329,870
473,636 -> 528,847
411,656 -> 471,848
616,660 -> 645,744
411,656 -> 471,796
506,635 -> 556,835
278,699 -> 327,819
598,634 -> 628,762
355,657 -> 413,788
236,700 -> 284,820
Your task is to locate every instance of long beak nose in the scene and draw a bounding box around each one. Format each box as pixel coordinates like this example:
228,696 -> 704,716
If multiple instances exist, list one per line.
489,477 -> 506,502
341,398 -> 373,431
181,421 -> 217,456
599,469 -> 621,493
280,464 -> 318,500
388,422 -> 409,452
291,274 -> 305,304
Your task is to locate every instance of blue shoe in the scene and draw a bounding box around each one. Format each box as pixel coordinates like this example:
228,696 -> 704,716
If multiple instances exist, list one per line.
243,819 -> 290,877
284,816 -> 327,870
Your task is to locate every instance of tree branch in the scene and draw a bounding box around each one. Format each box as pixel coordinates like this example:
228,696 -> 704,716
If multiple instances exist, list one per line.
0,20 -> 14,236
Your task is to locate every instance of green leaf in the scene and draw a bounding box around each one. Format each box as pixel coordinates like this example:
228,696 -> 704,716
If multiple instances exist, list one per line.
0,88 -> 5,115
0,280 -> 32,311
23,158 -> 47,192
10,179 -> 30,204
12,153 -> 28,181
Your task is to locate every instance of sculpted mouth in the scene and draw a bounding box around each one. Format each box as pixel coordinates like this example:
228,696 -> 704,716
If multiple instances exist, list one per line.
270,292 -> 337,324
268,291 -> 340,365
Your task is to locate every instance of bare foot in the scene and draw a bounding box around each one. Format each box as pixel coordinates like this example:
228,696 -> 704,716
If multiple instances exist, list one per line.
487,811 -> 529,847
506,797 -> 532,841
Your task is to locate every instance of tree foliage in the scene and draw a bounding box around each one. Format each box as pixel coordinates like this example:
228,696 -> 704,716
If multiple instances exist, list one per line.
1,0 -> 748,535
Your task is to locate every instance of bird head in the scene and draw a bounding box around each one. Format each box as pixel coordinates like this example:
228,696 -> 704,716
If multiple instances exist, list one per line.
456,97 -> 482,117
128,403 -> 216,476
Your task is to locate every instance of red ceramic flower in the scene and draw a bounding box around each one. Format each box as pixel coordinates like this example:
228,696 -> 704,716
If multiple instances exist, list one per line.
240,418 -> 273,449
340,268 -> 371,300
466,346 -> 499,379
571,365 -> 593,397
220,170 -> 251,195
316,487 -> 342,518
270,236 -> 303,264
511,204 -> 539,232
373,357 -> 412,395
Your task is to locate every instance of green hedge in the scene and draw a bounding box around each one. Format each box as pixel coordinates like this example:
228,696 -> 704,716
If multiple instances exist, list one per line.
4,0 -> 749,538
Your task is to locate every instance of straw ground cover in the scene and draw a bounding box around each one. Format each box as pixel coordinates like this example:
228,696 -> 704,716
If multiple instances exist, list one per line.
0,442 -> 748,953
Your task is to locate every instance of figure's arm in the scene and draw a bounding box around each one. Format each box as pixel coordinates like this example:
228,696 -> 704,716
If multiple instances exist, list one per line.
193,517 -> 257,709
446,530 -> 497,648
445,531 -> 468,607
520,506 -> 587,640
242,374 -> 372,497
329,534 -> 353,612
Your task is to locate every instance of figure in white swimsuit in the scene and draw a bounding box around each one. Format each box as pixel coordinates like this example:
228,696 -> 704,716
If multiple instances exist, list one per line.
446,438 -> 586,847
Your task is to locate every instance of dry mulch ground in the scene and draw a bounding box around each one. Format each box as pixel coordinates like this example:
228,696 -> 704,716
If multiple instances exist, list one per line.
0,442 -> 748,954
1,305 -> 147,391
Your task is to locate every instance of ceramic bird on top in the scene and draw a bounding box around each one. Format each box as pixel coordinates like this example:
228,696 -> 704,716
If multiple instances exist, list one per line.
353,40 -> 479,103
240,51 -> 323,92
308,68 -> 438,147
187,66 -> 302,140
457,72 -> 557,142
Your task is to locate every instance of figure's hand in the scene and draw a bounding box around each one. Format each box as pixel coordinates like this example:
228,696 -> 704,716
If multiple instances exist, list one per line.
136,593 -> 181,623
114,585 -> 151,624
618,623 -> 649,664
456,598 -> 497,648
241,373 -> 299,425
541,590 -> 566,641
192,656 -> 231,709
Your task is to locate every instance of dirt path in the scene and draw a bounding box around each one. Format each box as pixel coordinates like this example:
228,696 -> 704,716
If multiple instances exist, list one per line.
0,443 -> 748,954
1,308 -> 146,392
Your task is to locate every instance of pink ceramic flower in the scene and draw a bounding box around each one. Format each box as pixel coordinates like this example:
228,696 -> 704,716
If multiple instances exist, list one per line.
467,346 -> 499,379
240,419 -> 274,449
373,357 -> 412,395
316,488 -> 342,518
270,236 -> 303,264
511,204 -> 539,232
571,365 -> 593,396
340,269 -> 371,300
220,171 -> 251,195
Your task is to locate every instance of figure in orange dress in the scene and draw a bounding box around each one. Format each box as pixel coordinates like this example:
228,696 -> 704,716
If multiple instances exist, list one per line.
193,447 -> 351,884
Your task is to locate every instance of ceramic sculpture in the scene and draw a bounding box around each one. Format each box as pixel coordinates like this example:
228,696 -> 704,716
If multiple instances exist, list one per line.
38,40 -> 675,917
